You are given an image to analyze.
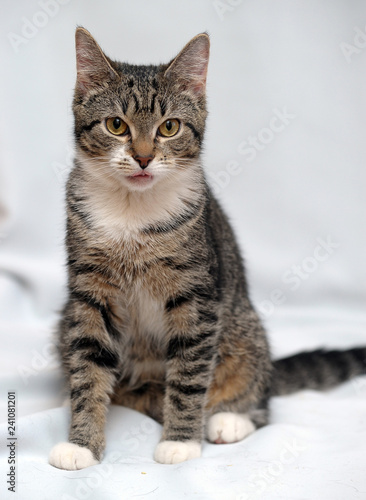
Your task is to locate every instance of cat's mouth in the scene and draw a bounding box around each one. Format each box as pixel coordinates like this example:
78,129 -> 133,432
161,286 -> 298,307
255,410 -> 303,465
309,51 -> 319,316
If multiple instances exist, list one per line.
126,170 -> 154,186
131,170 -> 153,178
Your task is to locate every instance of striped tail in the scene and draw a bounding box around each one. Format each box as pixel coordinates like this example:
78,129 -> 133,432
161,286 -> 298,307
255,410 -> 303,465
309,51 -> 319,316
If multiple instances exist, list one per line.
271,347 -> 366,396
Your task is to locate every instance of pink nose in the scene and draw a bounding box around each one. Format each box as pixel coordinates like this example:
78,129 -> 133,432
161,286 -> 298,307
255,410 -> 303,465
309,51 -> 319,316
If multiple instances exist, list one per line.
134,155 -> 153,169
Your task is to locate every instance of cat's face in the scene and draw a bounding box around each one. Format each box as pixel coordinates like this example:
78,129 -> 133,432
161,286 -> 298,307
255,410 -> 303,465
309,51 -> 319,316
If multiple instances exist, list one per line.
73,29 -> 209,192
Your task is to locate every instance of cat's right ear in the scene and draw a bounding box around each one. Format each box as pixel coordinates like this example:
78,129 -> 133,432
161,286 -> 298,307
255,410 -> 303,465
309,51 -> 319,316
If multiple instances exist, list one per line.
75,27 -> 119,95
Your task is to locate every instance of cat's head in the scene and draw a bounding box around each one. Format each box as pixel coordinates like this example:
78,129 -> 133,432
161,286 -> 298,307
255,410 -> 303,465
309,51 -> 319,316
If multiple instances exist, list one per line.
73,28 -> 209,192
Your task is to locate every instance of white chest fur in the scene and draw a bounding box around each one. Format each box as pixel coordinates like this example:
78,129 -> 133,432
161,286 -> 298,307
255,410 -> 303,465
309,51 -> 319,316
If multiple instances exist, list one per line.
78,155 -> 202,240
123,285 -> 167,386
129,285 -> 166,341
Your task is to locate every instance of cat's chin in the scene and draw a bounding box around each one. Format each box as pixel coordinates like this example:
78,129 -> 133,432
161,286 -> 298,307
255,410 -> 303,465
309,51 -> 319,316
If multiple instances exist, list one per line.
123,173 -> 157,192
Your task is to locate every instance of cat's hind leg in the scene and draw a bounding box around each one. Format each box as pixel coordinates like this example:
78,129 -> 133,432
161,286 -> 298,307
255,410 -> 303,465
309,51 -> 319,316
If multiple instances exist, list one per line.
205,346 -> 271,444
205,395 -> 270,444
206,412 -> 255,444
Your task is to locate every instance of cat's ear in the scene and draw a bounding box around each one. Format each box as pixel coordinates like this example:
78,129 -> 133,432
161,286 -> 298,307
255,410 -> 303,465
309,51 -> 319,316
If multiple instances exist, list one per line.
75,27 -> 119,94
164,33 -> 210,96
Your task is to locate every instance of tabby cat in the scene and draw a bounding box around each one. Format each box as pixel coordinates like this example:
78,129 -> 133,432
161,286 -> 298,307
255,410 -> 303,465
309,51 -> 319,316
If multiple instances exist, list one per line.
49,28 -> 365,469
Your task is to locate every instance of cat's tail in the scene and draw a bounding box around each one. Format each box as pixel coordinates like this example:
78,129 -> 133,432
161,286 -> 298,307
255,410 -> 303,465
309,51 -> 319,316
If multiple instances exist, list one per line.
271,347 -> 366,396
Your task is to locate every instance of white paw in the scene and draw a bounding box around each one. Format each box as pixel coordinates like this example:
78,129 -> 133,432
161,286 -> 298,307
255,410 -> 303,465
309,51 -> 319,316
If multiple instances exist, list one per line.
154,440 -> 201,464
49,442 -> 99,470
207,412 -> 255,444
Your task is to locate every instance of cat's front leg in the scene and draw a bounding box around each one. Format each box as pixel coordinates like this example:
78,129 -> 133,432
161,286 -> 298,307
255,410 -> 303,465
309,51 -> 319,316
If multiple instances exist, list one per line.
49,297 -> 120,470
155,293 -> 218,464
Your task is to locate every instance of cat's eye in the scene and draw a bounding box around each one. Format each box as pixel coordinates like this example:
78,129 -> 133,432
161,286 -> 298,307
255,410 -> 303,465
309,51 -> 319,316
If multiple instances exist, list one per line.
158,119 -> 180,138
106,117 -> 129,136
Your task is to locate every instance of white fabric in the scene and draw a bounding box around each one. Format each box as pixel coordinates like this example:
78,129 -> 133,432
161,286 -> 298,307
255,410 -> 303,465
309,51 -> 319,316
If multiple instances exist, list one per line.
1,0 -> 366,498
1,380 -> 366,500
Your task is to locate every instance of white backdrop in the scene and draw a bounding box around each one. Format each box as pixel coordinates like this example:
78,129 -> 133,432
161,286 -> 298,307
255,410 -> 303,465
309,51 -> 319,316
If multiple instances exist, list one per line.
0,1 -> 365,499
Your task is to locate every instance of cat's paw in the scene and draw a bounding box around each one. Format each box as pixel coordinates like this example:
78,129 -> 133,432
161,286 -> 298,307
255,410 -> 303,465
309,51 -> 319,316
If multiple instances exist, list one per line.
49,442 -> 99,470
154,440 -> 201,464
207,412 -> 255,444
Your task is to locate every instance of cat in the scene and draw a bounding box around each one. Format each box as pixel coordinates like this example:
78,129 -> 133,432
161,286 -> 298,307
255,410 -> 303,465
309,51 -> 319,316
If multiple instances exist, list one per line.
48,27 -> 366,470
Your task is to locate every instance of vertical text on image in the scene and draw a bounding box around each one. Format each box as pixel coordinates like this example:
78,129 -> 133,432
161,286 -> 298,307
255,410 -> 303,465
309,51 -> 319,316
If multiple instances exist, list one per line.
6,391 -> 17,493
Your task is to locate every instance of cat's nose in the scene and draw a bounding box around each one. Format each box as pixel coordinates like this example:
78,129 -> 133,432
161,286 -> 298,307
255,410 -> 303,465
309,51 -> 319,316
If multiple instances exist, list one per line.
134,155 -> 154,169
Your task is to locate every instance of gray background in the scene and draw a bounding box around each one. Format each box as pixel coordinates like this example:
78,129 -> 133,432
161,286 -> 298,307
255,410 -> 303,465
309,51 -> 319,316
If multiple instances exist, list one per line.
0,3 -> 365,499
1,0 -> 365,387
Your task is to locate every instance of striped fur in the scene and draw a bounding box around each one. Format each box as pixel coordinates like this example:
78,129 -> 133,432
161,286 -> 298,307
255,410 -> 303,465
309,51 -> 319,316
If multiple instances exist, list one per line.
49,28 -> 365,469
272,347 -> 366,396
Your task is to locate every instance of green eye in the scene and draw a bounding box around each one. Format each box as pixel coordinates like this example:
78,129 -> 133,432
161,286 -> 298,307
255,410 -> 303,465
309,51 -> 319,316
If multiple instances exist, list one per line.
158,119 -> 180,137
106,117 -> 128,135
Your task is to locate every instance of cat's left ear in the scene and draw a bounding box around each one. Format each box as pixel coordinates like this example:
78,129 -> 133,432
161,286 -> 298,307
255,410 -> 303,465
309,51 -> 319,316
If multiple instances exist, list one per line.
75,27 -> 119,94
164,33 -> 210,96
